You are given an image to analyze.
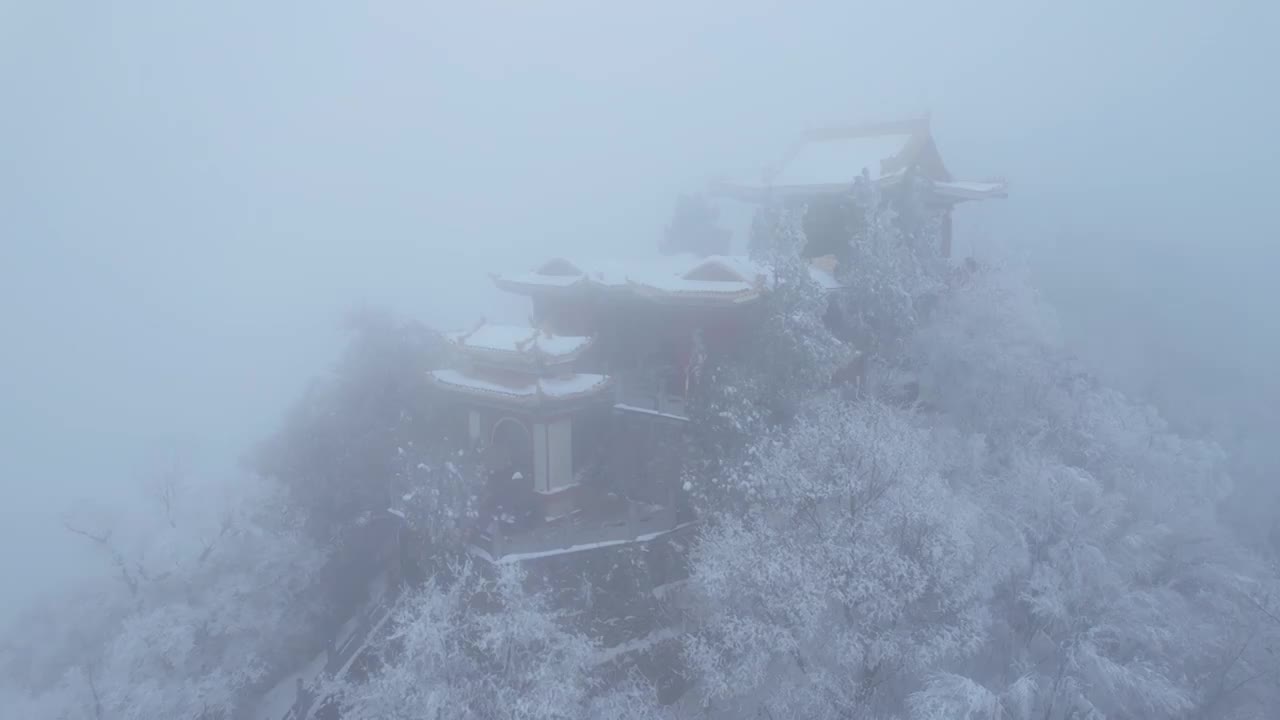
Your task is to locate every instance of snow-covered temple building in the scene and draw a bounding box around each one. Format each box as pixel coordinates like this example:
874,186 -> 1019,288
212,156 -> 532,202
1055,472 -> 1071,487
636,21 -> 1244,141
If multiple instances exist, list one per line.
712,116 -> 1006,257
427,117 -> 1000,562
430,253 -> 837,561
432,322 -> 612,526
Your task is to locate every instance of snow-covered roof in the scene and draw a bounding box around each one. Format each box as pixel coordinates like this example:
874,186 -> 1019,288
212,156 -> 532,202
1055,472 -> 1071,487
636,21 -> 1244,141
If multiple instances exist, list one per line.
930,179 -> 1009,201
429,368 -> 612,407
492,252 -> 844,303
808,263 -> 842,291
492,253 -> 775,305
450,322 -> 593,366
627,277 -> 761,305
772,132 -> 915,187
741,117 -> 930,195
711,116 -> 1007,204
488,270 -> 588,296
681,255 -> 769,283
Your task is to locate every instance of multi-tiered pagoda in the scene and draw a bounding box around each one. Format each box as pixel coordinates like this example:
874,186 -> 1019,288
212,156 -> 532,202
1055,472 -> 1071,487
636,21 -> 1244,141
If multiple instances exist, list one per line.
432,321 -> 610,526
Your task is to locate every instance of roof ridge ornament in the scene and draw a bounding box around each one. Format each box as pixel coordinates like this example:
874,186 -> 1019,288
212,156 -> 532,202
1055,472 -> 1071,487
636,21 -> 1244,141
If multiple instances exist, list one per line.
458,317 -> 486,343
513,326 -> 539,353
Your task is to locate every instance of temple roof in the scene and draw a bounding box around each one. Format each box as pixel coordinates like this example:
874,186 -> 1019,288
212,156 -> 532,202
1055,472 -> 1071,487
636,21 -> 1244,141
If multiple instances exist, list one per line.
808,255 -> 842,290
625,255 -> 767,304
773,124 -> 922,187
493,253 -> 839,303
711,116 -> 1007,203
429,368 -> 612,408
626,276 -> 761,305
927,179 -> 1008,201
492,253 -> 846,305
450,322 -> 592,366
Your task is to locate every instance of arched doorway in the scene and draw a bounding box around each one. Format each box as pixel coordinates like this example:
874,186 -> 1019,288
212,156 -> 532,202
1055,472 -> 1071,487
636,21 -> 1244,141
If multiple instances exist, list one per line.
488,417 -> 536,527
490,417 -> 532,474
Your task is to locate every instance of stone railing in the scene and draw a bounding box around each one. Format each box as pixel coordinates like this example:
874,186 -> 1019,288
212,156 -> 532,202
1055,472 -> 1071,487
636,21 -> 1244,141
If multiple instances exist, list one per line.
475,501 -> 678,560
613,374 -> 689,420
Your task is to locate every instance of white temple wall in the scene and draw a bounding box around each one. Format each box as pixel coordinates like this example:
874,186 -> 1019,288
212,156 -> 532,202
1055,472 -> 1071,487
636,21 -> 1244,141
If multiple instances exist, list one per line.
547,418 -> 573,490
533,422 -> 549,492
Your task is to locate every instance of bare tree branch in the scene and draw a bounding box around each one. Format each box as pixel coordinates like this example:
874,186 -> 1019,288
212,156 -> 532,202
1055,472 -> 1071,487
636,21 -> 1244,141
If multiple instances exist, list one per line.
84,663 -> 104,720
197,511 -> 235,565
145,451 -> 185,530
62,520 -> 138,598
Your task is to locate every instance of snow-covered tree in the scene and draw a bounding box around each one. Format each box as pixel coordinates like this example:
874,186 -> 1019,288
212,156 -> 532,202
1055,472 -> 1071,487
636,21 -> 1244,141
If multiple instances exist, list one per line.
831,173 -> 948,365
676,247 -> 1280,719
683,204 -> 847,513
0,576 -> 132,697
747,202 -> 850,412
251,306 -> 471,629
1,474 -> 326,720
335,561 -> 665,720
252,307 -> 452,539
394,445 -> 485,560
906,262 -> 1280,719
684,393 -> 993,718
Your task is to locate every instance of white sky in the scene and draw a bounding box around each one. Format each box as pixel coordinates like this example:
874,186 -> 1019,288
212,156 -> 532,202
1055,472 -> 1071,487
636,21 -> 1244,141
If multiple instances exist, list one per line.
1,0 -> 1277,616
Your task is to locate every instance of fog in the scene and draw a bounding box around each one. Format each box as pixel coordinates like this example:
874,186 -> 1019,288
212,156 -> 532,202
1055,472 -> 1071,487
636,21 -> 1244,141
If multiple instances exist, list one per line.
2,0 -> 1276,640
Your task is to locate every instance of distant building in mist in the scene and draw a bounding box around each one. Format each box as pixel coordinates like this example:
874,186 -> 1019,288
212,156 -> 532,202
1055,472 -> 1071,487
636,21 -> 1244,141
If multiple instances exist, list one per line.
711,115 -> 1006,258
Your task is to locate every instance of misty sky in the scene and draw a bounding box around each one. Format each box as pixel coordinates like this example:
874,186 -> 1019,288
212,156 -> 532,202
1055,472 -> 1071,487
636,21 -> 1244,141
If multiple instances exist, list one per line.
2,1 -> 1277,618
